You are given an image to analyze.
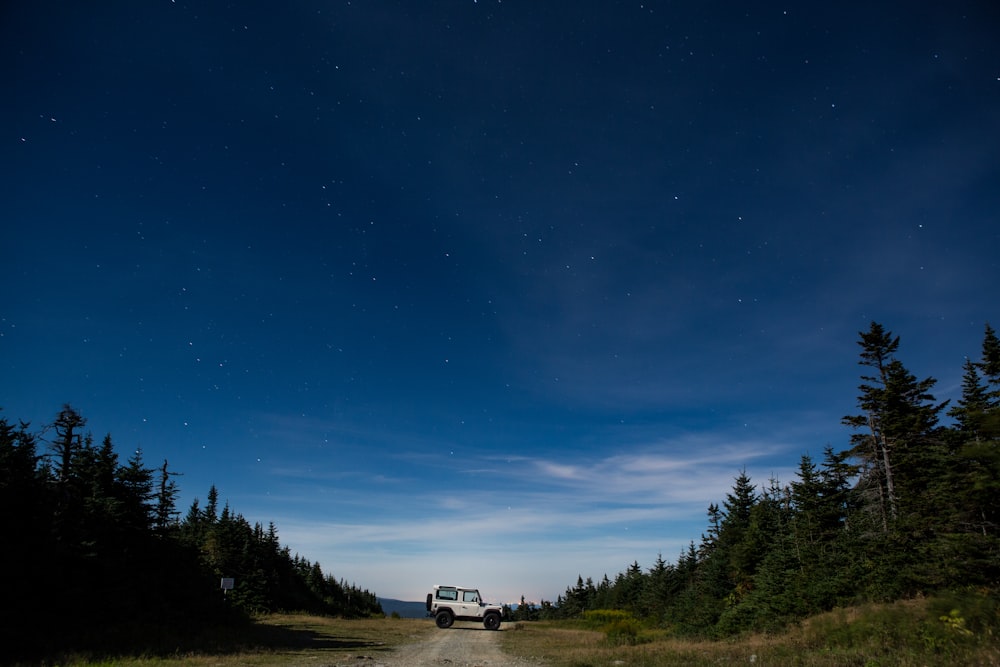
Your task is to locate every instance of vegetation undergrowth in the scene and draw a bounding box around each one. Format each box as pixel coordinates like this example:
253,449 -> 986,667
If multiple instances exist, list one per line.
580,609 -> 650,645
501,592 -> 1000,667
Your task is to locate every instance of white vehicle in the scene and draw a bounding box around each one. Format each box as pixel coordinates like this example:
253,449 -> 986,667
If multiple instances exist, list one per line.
425,585 -> 503,630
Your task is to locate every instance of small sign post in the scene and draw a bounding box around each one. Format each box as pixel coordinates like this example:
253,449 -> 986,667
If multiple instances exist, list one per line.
221,577 -> 235,596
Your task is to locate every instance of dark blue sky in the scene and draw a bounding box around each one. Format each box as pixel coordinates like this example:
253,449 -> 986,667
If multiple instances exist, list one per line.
3,1 -> 998,602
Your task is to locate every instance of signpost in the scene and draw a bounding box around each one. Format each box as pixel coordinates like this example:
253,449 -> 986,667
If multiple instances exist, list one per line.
220,577 -> 234,596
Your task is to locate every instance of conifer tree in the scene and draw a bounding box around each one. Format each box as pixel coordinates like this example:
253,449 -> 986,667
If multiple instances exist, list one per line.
979,323 -> 1000,394
720,470 -> 761,585
842,322 -> 947,529
951,325 -> 1000,543
50,404 -> 86,488
205,484 -> 220,523
790,454 -> 823,549
949,359 -> 991,438
643,553 -> 675,620
155,459 -> 180,533
842,322 -> 900,528
818,445 -> 855,533
701,502 -> 722,556
117,447 -> 156,532
0,416 -> 49,649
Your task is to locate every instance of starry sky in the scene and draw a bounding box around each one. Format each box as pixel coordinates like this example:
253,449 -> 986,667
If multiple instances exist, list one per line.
3,1 -> 999,604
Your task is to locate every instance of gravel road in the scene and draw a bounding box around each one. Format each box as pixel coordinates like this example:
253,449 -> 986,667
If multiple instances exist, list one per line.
346,623 -> 543,667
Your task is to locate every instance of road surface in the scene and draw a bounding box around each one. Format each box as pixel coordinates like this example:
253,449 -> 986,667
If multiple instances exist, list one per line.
348,623 -> 542,667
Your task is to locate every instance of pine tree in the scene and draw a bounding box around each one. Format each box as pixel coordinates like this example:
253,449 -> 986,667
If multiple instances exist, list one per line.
117,448 -> 156,532
790,454 -> 823,550
0,416 -> 50,649
879,359 -> 948,521
50,405 -> 86,488
842,322 -> 947,529
817,445 -> 855,536
700,502 -> 722,556
949,359 -> 991,437
951,325 -> 1000,543
842,322 -> 900,528
721,469 -> 760,585
205,484 -> 219,523
643,553 -> 676,620
593,573 -> 614,609
619,563 -> 644,615
561,575 -> 589,616
979,323 -> 1000,394
155,459 -> 181,533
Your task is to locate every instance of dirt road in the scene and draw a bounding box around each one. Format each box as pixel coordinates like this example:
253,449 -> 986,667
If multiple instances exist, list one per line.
350,623 -> 542,667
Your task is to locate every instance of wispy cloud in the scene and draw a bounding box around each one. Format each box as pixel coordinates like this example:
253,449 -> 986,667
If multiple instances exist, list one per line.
233,422 -> 808,603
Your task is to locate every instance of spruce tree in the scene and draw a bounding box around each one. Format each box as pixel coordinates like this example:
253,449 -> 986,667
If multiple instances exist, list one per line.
951,324 -> 1000,548
790,455 -> 823,551
50,404 -> 86,488
117,447 -> 156,532
949,359 -> 991,438
842,322 -> 900,528
154,459 -> 181,533
818,445 -> 855,534
721,469 -> 761,585
979,323 -> 1000,394
842,322 -> 947,529
643,554 -> 674,620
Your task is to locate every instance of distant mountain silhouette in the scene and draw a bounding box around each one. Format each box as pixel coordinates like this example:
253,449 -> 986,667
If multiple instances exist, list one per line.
378,597 -> 430,619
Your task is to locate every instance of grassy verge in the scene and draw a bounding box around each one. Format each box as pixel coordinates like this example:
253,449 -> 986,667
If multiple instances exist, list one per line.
21,615 -> 434,667
500,594 -> 1000,666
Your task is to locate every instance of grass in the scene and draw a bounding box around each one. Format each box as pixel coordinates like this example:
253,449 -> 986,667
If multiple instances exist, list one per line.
17,591 -> 1000,666
18,614 -> 435,666
500,594 -> 1000,666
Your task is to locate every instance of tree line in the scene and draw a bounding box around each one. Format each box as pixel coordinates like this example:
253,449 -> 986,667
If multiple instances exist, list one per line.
0,406 -> 381,658
4,320 -> 996,650
532,322 -> 1000,635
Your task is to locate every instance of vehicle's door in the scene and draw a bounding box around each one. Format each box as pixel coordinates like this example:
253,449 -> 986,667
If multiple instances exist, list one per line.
458,588 -> 482,618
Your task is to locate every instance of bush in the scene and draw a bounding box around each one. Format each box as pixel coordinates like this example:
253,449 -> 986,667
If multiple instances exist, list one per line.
714,600 -> 763,637
604,617 -> 644,645
795,592 -> 1000,664
579,609 -> 647,645
581,609 -> 634,629
928,588 -> 1000,637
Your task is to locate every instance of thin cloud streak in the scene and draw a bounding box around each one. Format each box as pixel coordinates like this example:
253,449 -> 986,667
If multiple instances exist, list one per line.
234,428 -> 805,602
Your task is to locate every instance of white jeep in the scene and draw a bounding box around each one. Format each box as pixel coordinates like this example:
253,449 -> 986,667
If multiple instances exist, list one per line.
425,585 -> 503,630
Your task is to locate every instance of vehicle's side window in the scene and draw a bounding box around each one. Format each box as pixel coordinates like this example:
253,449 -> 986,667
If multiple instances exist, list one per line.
437,589 -> 457,601
463,590 -> 478,603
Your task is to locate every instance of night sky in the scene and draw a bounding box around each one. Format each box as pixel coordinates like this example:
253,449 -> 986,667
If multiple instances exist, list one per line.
3,1 -> 998,603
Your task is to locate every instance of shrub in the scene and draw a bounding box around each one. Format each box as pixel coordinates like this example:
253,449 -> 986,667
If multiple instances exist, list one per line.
581,609 -> 634,629
604,616 -> 643,645
579,609 -> 647,645
928,588 -> 1000,637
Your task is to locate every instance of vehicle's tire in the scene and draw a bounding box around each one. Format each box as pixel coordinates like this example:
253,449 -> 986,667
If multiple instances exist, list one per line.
435,610 -> 454,629
483,612 -> 501,630
426,593 -> 433,612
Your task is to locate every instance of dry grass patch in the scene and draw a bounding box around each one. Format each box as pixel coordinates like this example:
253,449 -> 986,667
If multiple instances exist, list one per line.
500,596 -> 1000,667
39,614 -> 435,667
500,622 -> 762,667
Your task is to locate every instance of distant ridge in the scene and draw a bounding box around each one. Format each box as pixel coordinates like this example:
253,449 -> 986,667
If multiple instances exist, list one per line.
378,597 -> 429,619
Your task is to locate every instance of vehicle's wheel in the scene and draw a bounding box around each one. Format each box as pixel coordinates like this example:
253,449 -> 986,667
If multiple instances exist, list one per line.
435,610 -> 454,629
483,612 -> 501,630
